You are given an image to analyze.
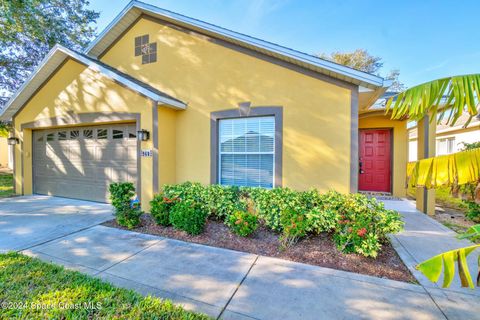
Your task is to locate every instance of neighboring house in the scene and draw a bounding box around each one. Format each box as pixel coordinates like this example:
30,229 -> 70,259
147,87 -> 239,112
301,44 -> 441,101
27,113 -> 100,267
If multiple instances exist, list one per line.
408,113 -> 480,161
0,137 -> 10,168
0,1 -> 405,208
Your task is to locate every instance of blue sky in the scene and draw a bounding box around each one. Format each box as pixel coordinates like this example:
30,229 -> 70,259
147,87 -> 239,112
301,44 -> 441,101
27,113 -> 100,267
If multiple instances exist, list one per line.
89,0 -> 480,88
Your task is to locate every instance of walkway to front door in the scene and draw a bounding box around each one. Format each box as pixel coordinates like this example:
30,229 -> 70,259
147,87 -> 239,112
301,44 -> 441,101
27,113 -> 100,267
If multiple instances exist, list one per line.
359,129 -> 392,193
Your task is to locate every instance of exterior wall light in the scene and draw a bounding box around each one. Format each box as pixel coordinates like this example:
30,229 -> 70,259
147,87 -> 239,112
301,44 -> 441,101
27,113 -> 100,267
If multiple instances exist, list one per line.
137,129 -> 150,141
7,137 -> 19,145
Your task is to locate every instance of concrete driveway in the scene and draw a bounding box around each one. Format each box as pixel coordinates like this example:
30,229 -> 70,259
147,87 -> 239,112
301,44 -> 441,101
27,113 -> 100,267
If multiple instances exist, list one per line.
0,195 -> 113,253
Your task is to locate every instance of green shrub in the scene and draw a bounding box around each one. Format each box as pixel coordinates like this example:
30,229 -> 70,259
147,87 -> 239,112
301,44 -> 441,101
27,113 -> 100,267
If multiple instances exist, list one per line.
246,187 -> 305,231
305,191 -> 343,234
279,208 -> 309,248
463,200 -> 480,222
150,194 -> 180,226
226,210 -> 258,237
163,182 -> 242,219
169,200 -> 208,235
332,194 -> 403,258
109,182 -> 142,229
154,182 -> 404,257
206,184 -> 242,219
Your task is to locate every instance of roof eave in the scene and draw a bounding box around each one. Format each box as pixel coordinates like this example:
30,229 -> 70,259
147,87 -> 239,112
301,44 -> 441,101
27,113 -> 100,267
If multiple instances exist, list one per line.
0,44 -> 186,121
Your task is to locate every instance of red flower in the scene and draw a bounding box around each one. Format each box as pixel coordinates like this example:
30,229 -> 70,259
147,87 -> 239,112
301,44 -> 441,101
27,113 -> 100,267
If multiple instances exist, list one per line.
348,227 -> 353,233
357,228 -> 367,237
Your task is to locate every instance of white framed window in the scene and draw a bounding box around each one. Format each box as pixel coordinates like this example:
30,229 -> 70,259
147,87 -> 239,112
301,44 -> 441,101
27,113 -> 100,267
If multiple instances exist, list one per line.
436,137 -> 455,155
219,116 -> 275,188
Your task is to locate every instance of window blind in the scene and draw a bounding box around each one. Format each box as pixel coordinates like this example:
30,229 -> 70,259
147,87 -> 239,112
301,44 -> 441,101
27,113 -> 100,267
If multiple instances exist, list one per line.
219,116 -> 275,188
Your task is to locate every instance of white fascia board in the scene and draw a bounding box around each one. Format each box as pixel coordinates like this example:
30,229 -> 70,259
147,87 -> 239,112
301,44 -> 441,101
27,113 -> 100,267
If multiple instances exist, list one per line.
61,47 -> 186,109
0,44 -> 63,120
0,44 -> 185,121
85,0 -> 387,89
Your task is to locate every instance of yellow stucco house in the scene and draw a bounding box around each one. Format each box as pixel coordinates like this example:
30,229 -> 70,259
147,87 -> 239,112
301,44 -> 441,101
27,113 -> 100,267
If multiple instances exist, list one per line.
0,1 -> 407,209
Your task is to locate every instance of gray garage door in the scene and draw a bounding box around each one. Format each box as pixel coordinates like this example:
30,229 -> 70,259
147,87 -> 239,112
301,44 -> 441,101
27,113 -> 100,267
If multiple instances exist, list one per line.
33,124 -> 138,202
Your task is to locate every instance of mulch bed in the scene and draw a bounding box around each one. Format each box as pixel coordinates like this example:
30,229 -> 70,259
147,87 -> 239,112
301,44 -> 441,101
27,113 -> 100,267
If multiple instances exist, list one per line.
103,215 -> 415,283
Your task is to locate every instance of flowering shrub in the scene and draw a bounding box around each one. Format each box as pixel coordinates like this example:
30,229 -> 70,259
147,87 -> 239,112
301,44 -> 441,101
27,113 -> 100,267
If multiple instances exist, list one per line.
226,210 -> 258,237
332,194 -> 403,258
150,194 -> 180,226
279,208 -> 309,248
150,182 -> 403,257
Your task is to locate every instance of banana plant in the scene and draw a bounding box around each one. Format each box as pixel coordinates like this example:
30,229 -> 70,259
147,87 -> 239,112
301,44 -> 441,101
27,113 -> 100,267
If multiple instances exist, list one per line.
385,74 -> 480,126
416,225 -> 480,288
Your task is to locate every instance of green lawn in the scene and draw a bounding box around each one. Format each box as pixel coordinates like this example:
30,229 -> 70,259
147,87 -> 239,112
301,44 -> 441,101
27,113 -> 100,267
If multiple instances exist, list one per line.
0,252 -> 210,319
0,171 -> 13,198
408,185 -> 465,212
434,186 -> 465,211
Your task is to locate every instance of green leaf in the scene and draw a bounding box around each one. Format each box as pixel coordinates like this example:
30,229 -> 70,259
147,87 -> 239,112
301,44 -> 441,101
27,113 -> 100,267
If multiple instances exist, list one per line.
417,255 -> 443,283
457,224 -> 480,241
416,244 -> 480,288
386,74 -> 480,125
442,251 -> 455,288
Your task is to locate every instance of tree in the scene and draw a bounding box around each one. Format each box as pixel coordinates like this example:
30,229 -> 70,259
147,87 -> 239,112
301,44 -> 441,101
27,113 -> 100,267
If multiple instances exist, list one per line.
385,69 -> 406,93
318,49 -> 383,74
318,49 -> 405,92
0,121 -> 11,137
0,0 -> 99,108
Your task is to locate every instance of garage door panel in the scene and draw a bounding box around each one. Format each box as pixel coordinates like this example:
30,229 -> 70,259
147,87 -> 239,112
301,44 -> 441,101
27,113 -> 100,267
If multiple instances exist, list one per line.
33,124 -> 137,202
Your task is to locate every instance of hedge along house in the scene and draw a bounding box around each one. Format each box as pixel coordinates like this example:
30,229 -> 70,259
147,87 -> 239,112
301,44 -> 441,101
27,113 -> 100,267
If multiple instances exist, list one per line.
0,1 -> 407,210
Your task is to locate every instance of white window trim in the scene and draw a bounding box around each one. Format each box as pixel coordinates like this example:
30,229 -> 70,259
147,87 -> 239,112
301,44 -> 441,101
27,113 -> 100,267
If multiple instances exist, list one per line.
210,106 -> 283,188
218,116 -> 275,188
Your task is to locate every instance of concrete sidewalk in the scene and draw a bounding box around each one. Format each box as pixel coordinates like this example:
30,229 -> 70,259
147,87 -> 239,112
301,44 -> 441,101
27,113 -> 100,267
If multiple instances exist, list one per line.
25,225 -> 447,320
382,199 -> 480,320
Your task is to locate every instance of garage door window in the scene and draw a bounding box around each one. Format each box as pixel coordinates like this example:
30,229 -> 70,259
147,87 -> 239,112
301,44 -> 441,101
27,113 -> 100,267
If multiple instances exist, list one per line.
219,116 -> 275,188
46,133 -> 54,141
97,129 -> 108,139
128,127 -> 137,139
113,129 -> 123,139
70,130 -> 80,139
58,131 -> 67,140
83,129 -> 93,139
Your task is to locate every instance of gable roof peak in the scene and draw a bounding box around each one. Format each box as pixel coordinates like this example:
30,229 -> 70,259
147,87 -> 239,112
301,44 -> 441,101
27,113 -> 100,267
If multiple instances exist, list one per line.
85,0 -> 389,90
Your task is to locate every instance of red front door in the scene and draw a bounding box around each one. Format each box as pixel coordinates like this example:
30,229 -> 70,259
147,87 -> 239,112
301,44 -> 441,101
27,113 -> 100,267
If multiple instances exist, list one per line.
359,129 -> 392,193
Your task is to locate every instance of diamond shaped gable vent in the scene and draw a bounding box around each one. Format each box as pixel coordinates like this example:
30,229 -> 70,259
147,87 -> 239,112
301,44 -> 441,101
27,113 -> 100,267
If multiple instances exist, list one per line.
134,34 -> 157,64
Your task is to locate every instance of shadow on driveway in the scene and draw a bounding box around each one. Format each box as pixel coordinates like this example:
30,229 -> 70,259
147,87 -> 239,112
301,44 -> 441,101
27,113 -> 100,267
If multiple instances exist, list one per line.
0,195 -> 113,253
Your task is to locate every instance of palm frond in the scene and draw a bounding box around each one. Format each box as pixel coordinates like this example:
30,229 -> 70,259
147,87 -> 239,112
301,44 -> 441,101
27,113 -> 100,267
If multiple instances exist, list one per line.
386,74 -> 480,126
